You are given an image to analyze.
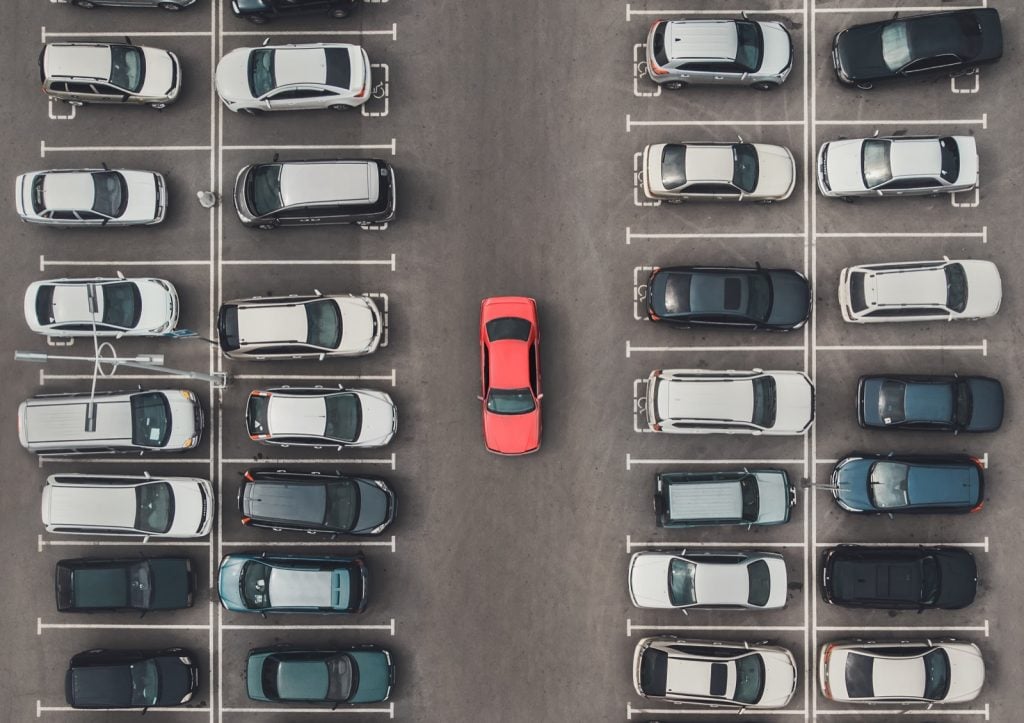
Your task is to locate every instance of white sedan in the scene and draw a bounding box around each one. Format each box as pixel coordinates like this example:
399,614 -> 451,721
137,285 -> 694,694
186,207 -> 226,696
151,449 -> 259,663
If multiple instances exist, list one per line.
817,135 -> 978,199
629,550 -> 788,610
24,275 -> 179,337
820,640 -> 985,704
839,258 -> 1001,323
246,386 -> 397,449
16,168 -> 167,226
643,142 -> 796,203
216,43 -> 371,113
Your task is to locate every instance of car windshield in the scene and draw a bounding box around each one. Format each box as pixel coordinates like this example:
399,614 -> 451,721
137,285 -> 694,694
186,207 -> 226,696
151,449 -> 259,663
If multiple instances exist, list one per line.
881,21 -> 912,71
91,172 -> 129,218
845,653 -> 874,698
734,21 -> 764,72
920,555 -> 940,604
129,562 -> 152,608
923,648 -> 952,700
862,139 -> 893,188
747,273 -> 773,321
945,263 -> 968,313
249,164 -> 284,217
878,380 -> 906,424
667,558 -> 696,606
486,388 -> 536,415
868,462 -> 910,509
325,654 -> 355,702
101,282 -> 143,329
732,144 -> 759,194
109,45 -> 145,93
248,48 -> 276,97
661,145 -> 686,190
261,658 -> 281,699
131,392 -> 172,447
746,560 -> 771,606
740,476 -> 760,522
135,482 -> 174,534
939,137 -> 960,181
240,560 -> 272,609
324,479 -> 359,531
305,300 -> 342,349
751,377 -> 777,428
733,654 -> 766,705
129,659 -> 159,707
324,393 -> 361,442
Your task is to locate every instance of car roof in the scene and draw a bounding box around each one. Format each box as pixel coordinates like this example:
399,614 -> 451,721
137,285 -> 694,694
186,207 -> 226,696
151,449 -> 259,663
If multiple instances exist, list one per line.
46,484 -> 137,528
684,145 -> 735,183
246,477 -> 329,523
268,567 -> 342,608
869,265 -> 947,307
268,394 -> 329,436
42,172 -> 97,211
665,20 -> 738,61
665,656 -> 720,698
888,138 -> 942,178
870,656 -> 927,698
279,162 -> 379,207
658,377 -> 752,422
71,665 -> 132,706
237,304 -> 309,345
46,44 -> 112,81
273,47 -> 330,87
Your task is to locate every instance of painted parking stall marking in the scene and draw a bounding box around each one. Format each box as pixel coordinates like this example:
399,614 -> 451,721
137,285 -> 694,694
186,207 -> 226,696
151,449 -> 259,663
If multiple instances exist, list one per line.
632,153 -> 659,207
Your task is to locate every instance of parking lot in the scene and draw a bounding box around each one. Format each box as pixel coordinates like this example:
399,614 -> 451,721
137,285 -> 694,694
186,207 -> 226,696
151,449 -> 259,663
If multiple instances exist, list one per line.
2,0 -> 1021,721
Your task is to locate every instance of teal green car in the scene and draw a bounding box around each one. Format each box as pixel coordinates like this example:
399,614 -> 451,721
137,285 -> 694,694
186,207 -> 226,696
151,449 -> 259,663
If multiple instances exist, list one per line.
218,552 -> 367,614
246,646 -> 394,705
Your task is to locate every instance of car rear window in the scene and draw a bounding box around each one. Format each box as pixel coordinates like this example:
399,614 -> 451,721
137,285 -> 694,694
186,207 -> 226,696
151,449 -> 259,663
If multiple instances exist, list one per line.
944,263 -> 967,313
746,560 -> 771,606
639,649 -> 668,696
31,175 -> 46,214
844,652 -> 874,698
35,285 -> 55,325
848,271 -> 868,313
651,22 -> 668,66
661,145 -> 686,190
247,394 -> 270,436
661,272 -> 691,314
306,299 -> 342,349
939,137 -> 960,181
261,658 -> 281,699
324,48 -> 352,89
486,317 -> 531,342
218,305 -> 240,351
751,376 -> 777,428
130,392 -> 171,447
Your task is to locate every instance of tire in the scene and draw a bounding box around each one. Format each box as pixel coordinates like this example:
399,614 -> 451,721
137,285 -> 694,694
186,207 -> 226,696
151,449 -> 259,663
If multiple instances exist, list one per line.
242,108 -> 262,116
150,102 -> 167,110
757,199 -> 775,205
855,81 -> 873,90
329,104 -> 351,111
158,2 -> 183,9
66,100 -> 84,107
257,223 -> 276,230
840,196 -> 855,204
752,81 -> 779,91
330,8 -> 351,18
71,0 -> 97,7
663,81 -> 686,91
245,14 -> 269,24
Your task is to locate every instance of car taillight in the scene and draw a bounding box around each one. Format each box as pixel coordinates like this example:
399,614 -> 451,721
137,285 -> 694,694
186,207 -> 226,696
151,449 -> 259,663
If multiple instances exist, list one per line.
651,423 -> 662,432
651,369 -> 662,378
648,59 -> 668,76
355,84 -> 366,98
970,499 -> 984,513
240,516 -> 252,525
243,470 -> 254,481
970,455 -> 985,469
648,311 -> 661,321
250,433 -> 270,441
821,644 -> 835,699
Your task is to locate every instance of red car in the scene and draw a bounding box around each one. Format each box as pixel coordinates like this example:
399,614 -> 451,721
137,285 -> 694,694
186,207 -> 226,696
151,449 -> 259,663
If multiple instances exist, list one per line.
479,296 -> 542,455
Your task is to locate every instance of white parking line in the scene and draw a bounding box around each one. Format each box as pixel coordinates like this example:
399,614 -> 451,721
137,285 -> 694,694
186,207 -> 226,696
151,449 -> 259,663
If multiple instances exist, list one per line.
38,535 -> 210,551
628,620 -> 805,636
222,140 -> 396,154
361,63 -> 390,118
223,619 -> 395,635
817,228 -> 987,242
40,26 -> 212,40
815,705 -> 989,718
222,536 -> 396,552
627,227 -> 805,244
222,255 -> 396,270
221,454 -> 396,470
952,186 -> 981,208
37,702 -> 212,716
40,372 -> 180,384
814,5 -> 986,13
47,98 -> 75,121
817,453 -> 988,468
632,378 -> 648,433
633,265 -> 654,320
627,454 -> 806,471
41,141 -> 211,157
632,43 -> 660,98
221,703 -> 394,717
38,618 -> 210,635
233,371 -> 396,387
627,704 -> 806,718
627,340 -> 804,357
815,537 -> 989,552
39,457 -> 211,466
952,69 -> 981,94
818,114 -> 987,128
627,114 -> 803,132
632,152 -> 659,207
625,5 -> 803,21
40,256 -> 211,271
818,620 -> 989,637
817,340 -> 987,356
627,535 -> 804,552
222,23 -> 397,40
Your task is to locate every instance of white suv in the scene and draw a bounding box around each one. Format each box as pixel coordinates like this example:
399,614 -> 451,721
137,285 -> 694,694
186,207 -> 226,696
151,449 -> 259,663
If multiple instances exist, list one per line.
645,369 -> 813,435
839,259 -> 1002,323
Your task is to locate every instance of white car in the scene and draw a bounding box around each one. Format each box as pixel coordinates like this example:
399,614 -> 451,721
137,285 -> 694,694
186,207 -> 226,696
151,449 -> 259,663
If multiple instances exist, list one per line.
25,276 -> 179,337
629,550 -> 788,610
16,168 -> 167,226
817,135 -> 978,199
839,259 -> 1001,323
216,43 -> 371,113
642,142 -> 795,203
42,473 -> 213,538
645,369 -> 814,435
246,386 -> 397,448
41,42 -> 181,108
634,637 -> 797,708
820,640 -> 985,704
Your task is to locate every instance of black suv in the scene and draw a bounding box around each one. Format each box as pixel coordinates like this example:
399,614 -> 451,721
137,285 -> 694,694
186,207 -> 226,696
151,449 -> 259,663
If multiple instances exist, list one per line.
231,0 -> 358,24
56,557 -> 195,612
65,648 -> 199,709
822,545 -> 977,610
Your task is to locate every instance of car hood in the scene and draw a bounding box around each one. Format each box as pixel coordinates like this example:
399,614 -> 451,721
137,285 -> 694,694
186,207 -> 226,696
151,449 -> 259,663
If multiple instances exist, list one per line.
822,140 -> 868,194
964,377 -> 1003,432
759,22 -> 792,76
770,372 -> 814,433
835,25 -> 889,81
336,297 -> 380,354
167,479 -> 212,537
483,407 -> 540,454
353,481 -> 392,534
950,136 -> 979,188
628,554 -> 674,608
139,47 -> 177,100
347,651 -> 391,704
643,144 -> 670,194
148,558 -> 193,609
957,260 -> 1000,318
135,279 -> 178,333
758,648 -> 797,708
217,555 -> 247,610
765,270 -> 811,327
832,457 -> 874,511
155,656 -> 193,706
353,391 -> 396,447
119,171 -> 160,222
751,144 -> 795,200
935,549 -> 977,608
165,395 -> 202,449
943,643 -> 985,702
215,48 -> 256,104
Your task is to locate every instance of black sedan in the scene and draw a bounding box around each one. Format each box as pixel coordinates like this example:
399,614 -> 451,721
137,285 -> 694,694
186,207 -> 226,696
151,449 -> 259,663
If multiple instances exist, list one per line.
645,265 -> 810,331
65,648 -> 199,709
832,9 -> 1002,89
240,469 -> 395,536
822,545 -> 977,610
831,453 -> 984,514
232,0 -> 357,24
857,374 -> 1003,433
56,557 -> 195,613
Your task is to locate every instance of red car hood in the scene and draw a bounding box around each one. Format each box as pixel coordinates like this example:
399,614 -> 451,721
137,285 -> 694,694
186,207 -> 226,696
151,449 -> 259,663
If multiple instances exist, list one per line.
483,408 -> 541,455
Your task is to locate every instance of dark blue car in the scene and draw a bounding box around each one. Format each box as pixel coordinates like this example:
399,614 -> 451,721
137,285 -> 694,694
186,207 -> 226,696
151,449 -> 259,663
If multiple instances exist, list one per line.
857,374 -> 1003,433
831,453 -> 984,514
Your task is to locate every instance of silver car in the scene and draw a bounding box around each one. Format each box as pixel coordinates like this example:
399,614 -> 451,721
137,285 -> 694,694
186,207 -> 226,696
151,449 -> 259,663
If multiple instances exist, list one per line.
645,17 -> 793,90
642,142 -> 796,203
216,43 -> 371,114
16,168 -> 167,226
628,550 -> 788,610
40,43 -> 181,109
817,135 -> 978,199
24,275 -> 179,337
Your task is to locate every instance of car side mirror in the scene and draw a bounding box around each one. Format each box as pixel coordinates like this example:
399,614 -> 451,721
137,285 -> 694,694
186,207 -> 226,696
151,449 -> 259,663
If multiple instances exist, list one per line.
262,37 -> 271,47
142,535 -> 150,543
537,393 -> 544,400
477,395 -> 484,401
318,353 -> 326,361
115,332 -> 124,339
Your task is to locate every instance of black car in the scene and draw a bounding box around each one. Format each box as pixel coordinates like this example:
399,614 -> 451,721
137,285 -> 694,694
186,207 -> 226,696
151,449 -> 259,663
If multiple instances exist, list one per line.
231,0 -> 358,24
822,545 -> 977,610
831,453 -> 985,514
646,265 -> 810,331
68,0 -> 195,8
857,374 -> 1003,433
832,9 -> 1002,89
56,557 -> 195,613
240,469 -> 396,536
65,648 -> 199,709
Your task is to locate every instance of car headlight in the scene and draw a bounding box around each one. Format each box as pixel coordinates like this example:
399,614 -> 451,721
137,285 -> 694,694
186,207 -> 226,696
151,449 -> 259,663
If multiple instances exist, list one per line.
182,437 -> 194,449
180,390 -> 195,400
